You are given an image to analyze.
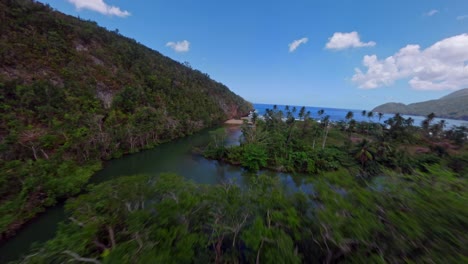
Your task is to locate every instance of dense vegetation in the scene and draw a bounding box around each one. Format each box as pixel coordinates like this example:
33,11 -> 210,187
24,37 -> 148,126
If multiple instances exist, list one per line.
372,88 -> 468,121
0,0 -> 251,240
15,107 -> 467,263
206,106 -> 467,176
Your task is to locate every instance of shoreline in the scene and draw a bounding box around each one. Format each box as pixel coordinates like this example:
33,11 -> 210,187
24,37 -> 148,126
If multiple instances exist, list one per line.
224,117 -> 250,125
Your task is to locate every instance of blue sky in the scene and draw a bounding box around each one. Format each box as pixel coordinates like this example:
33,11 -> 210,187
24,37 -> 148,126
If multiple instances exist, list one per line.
39,0 -> 468,110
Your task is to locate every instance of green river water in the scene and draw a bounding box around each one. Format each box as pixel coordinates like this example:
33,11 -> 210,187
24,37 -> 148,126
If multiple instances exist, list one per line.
0,125 -> 309,263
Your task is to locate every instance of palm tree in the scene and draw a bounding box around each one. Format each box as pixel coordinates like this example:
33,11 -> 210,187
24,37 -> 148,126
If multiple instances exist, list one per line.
298,106 -> 306,121
348,119 -> 356,135
378,112 -> 384,122
312,110 -> 325,149
367,111 -> 374,133
345,111 -> 354,134
427,112 -> 436,123
376,139 -> 392,162
361,110 -> 367,118
251,112 -> 258,125
422,112 -> 436,136
431,120 -> 446,138
321,115 -> 330,149
360,110 -> 367,133
355,139 -> 374,169
439,119 -> 446,130
406,117 -> 414,127
318,109 -> 324,117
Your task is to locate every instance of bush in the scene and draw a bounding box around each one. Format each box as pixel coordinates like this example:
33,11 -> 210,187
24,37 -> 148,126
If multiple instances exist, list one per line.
240,144 -> 268,171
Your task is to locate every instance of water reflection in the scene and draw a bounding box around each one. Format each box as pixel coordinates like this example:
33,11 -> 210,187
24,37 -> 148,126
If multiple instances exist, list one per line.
0,125 -> 309,263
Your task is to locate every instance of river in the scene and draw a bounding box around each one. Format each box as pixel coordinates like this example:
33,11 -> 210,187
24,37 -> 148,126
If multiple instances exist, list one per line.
0,125 -> 308,263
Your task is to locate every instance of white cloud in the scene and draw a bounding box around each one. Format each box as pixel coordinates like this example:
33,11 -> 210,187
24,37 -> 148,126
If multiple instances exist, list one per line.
67,0 -> 130,17
352,34 -> 468,90
425,9 -> 439,16
166,40 -> 190,53
325,31 -> 376,50
457,15 -> 468,20
288,37 -> 308,52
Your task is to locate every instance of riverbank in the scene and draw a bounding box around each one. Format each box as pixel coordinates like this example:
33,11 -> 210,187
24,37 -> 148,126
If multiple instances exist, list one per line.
0,125 -> 247,263
225,117 -> 250,125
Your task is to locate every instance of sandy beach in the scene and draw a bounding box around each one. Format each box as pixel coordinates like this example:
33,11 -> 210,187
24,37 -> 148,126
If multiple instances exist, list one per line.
224,117 -> 251,125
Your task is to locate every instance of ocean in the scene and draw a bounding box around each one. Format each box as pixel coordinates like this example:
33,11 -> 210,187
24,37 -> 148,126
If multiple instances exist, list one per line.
253,103 -> 468,128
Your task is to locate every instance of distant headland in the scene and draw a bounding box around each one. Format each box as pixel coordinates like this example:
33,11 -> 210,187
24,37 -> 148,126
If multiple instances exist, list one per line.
372,88 -> 468,121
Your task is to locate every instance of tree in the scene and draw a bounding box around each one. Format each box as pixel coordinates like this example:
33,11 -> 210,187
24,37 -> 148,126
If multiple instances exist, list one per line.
367,111 -> 374,121
378,112 -> 384,122
354,139 -> 374,170
318,109 -> 325,117
251,111 -> 259,125
240,144 -> 268,171
366,111 -> 374,134
427,112 -> 436,122
422,112 -> 436,137
321,115 -> 330,149
298,106 -> 306,121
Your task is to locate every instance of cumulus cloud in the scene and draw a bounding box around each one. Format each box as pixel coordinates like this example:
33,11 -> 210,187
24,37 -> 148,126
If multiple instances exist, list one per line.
325,32 -> 376,50
166,40 -> 190,53
67,0 -> 130,17
457,15 -> 468,20
352,34 -> 468,90
288,37 -> 308,52
425,9 -> 439,16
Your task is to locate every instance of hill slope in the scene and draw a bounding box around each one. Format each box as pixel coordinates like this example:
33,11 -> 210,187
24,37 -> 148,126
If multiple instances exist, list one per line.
0,0 -> 251,240
372,89 -> 468,120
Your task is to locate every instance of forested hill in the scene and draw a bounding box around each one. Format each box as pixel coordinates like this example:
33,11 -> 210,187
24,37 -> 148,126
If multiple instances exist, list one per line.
372,88 -> 468,120
0,0 -> 251,240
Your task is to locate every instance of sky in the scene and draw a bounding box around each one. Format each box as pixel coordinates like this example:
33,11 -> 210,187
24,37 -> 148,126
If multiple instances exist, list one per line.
38,0 -> 468,110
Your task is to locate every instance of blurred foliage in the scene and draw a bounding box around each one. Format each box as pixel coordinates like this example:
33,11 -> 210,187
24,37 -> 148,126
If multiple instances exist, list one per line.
17,167 -> 467,263
200,107 -> 468,262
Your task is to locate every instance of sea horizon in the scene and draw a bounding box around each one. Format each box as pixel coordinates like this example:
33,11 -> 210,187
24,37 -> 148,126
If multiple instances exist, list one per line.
253,103 -> 468,128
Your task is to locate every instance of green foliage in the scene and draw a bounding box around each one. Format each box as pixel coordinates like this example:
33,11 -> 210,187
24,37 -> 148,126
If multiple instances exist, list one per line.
240,144 -> 268,171
0,0 -> 252,237
447,153 -> 468,177
375,166 -> 468,263
204,128 -> 229,159
198,105 -> 468,262
20,174 -> 304,263
20,165 -> 467,263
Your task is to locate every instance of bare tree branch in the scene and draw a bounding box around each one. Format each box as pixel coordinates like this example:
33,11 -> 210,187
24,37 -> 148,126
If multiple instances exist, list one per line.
63,250 -> 101,264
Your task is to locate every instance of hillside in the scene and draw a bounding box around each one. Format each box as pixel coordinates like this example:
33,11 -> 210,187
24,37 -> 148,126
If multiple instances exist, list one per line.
0,0 -> 251,240
372,88 -> 468,120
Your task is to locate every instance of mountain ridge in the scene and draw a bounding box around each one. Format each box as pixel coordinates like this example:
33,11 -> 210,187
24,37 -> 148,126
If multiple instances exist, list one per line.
0,0 -> 251,240
372,88 -> 468,121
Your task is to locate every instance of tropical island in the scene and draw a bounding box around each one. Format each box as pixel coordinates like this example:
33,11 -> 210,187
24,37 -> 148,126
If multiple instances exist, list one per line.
0,0 -> 467,263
